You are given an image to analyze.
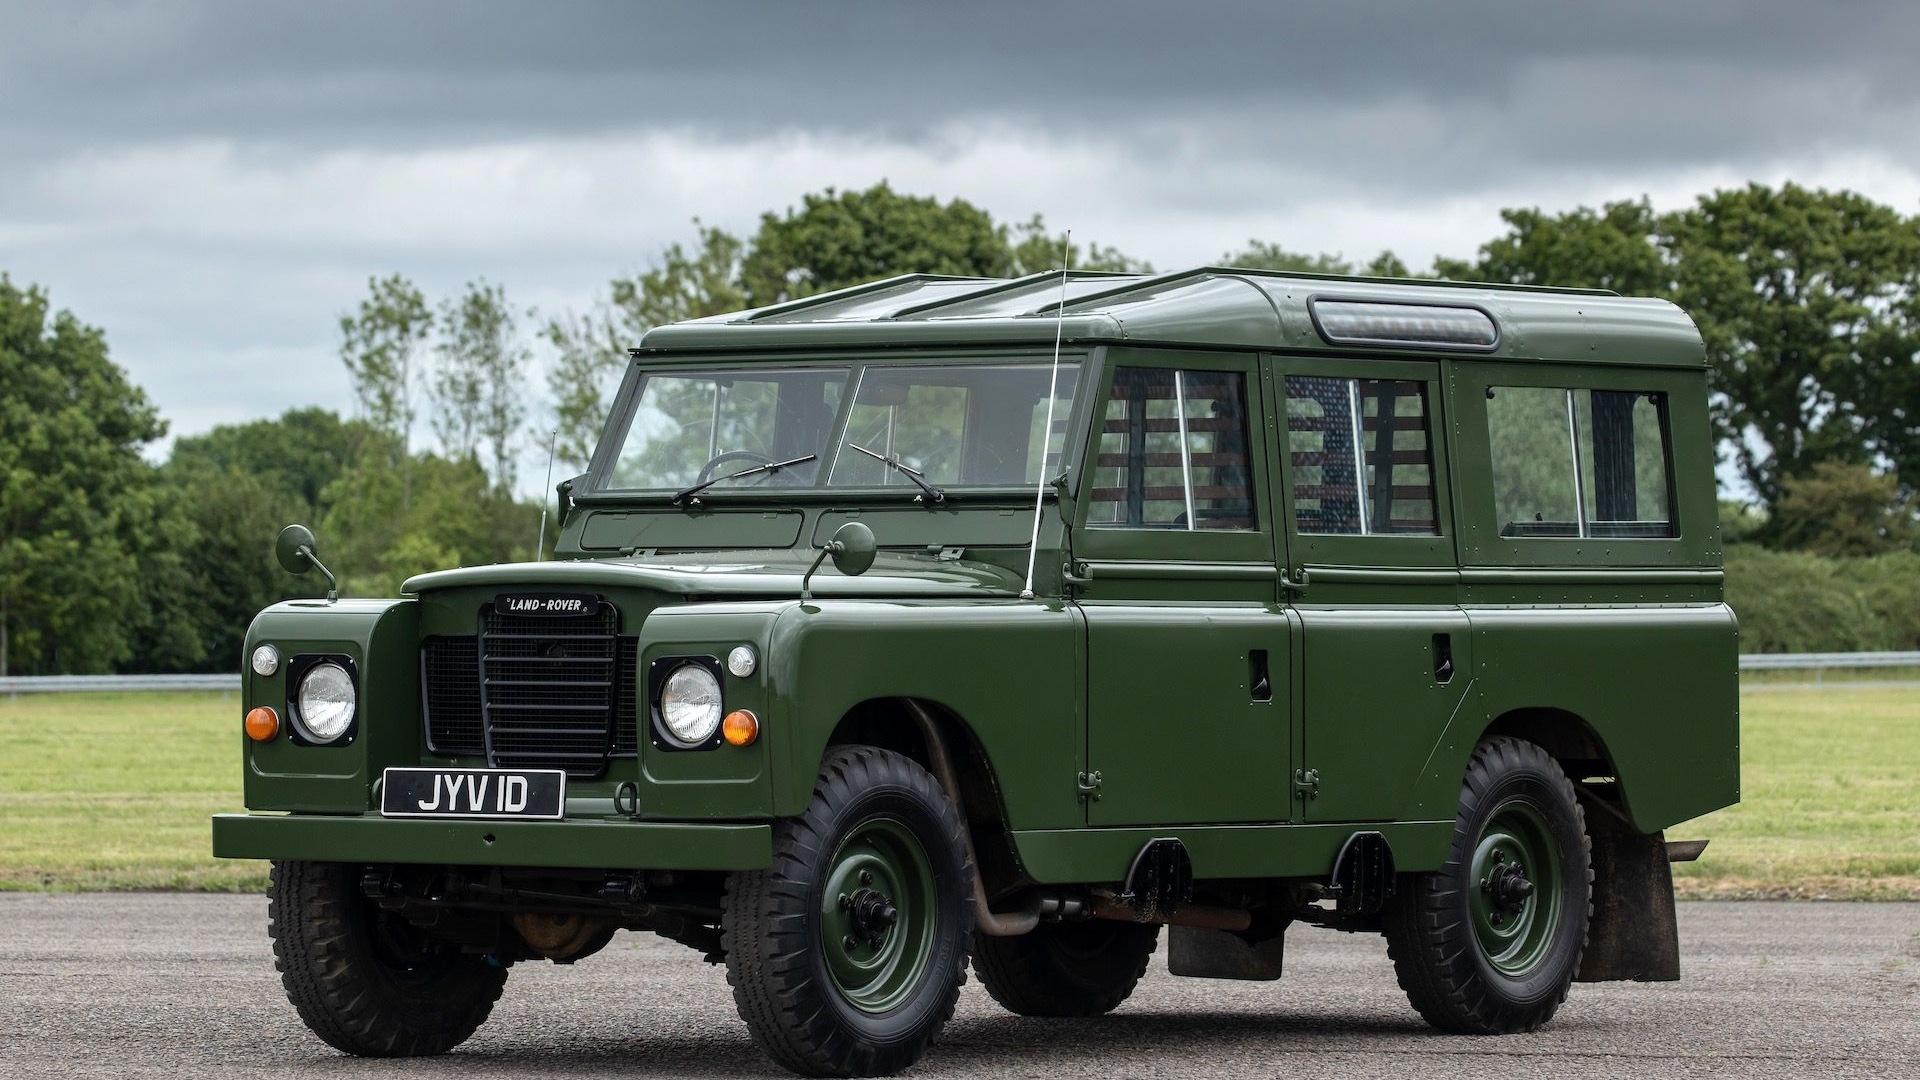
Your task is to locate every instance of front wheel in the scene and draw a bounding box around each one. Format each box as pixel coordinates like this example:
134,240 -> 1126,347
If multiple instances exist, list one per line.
268,860 -> 507,1056
723,746 -> 974,1077
1385,736 -> 1592,1034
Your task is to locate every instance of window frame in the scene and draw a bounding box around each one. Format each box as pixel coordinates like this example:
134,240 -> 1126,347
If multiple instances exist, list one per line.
1072,348 -> 1276,564
1271,355 -> 1458,570
1452,362 -> 1693,567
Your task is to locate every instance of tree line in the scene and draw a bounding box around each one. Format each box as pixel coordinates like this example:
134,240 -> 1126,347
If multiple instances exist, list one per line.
3,180 -> 1917,674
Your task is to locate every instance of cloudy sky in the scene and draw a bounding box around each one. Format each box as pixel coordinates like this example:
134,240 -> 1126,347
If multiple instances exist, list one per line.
6,0 -> 1920,470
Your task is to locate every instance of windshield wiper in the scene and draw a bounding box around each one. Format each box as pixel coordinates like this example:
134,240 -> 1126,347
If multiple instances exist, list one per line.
671,453 -> 817,505
846,442 -> 946,505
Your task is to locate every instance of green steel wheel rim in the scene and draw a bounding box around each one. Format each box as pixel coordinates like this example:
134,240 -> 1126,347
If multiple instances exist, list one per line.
1468,797 -> 1564,979
820,816 -> 938,1014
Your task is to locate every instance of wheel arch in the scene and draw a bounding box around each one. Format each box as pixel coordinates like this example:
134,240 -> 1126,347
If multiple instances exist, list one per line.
1476,706 -> 1646,831
823,696 -> 1026,898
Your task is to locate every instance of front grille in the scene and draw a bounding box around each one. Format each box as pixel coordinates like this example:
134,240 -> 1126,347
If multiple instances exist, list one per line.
421,601 -> 639,777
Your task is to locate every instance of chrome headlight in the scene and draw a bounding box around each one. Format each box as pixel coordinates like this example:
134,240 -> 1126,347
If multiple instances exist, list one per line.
659,663 -> 723,745
294,661 -> 356,743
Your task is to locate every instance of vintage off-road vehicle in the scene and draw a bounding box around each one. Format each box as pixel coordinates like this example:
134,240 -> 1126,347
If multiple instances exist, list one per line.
214,267 -> 1738,1076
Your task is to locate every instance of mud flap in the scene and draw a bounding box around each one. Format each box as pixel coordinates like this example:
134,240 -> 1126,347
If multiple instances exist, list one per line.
1576,826 -> 1681,982
1168,924 -> 1287,981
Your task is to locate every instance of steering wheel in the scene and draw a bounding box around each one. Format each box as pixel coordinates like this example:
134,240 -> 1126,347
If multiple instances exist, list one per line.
694,449 -> 778,484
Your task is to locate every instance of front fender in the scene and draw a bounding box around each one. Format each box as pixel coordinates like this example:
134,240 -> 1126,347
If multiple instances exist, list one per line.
241,598 -> 419,812
766,599 -> 1084,831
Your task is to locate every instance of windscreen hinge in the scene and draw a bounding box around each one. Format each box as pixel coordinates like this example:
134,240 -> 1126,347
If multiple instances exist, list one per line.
936,546 -> 967,561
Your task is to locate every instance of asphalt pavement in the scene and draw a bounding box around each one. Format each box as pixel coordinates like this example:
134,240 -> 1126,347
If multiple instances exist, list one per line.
0,895 -> 1915,1079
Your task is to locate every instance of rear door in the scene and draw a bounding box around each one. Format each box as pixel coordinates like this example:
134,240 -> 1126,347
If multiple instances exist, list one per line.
1272,356 -> 1472,823
1075,348 -> 1293,826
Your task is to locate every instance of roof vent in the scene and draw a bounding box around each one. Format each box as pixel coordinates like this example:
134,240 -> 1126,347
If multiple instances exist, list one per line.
1310,299 -> 1499,351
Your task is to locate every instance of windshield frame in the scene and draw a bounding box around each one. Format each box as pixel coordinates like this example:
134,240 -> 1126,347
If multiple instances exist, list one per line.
581,350 -> 1098,506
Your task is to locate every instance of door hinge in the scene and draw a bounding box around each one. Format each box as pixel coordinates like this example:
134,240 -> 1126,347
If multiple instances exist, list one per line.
1076,770 -> 1104,801
1293,768 -> 1321,800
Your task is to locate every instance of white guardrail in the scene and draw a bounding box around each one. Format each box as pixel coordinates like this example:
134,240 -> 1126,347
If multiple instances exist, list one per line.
3,653 -> 1918,696
1,674 -> 241,696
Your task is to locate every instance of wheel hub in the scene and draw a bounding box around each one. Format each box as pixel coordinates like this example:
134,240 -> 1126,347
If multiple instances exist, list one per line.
1482,853 -> 1536,920
839,883 -> 899,950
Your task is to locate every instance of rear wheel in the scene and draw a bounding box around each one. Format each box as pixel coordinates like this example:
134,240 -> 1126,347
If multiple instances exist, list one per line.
1385,737 -> 1592,1034
268,860 -> 507,1056
723,746 -> 973,1077
974,920 -> 1160,1017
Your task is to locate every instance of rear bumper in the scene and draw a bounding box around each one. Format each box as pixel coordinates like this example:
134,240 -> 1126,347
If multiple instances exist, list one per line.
211,813 -> 772,871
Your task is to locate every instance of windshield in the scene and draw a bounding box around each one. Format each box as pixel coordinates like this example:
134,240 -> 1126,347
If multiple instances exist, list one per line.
600,360 -> 1080,494
605,368 -> 848,491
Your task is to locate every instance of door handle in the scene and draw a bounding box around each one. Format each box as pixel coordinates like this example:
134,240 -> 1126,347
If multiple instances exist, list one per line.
1432,633 -> 1454,684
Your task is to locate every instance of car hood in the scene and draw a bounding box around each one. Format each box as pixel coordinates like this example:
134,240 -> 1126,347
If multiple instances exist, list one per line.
401,548 -> 1024,599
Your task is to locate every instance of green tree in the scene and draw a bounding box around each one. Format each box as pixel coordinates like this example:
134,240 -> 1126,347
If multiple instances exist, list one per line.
1223,242 -> 1358,275
1666,183 -> 1920,507
1222,241 -> 1414,278
1007,215 -> 1150,276
1438,186 -> 1920,515
1769,460 -> 1917,556
434,280 -> 530,491
339,274 -> 432,505
740,183 -> 1009,306
545,225 -> 748,472
0,276 -> 169,675
1434,200 -> 1666,293
145,408 -> 361,670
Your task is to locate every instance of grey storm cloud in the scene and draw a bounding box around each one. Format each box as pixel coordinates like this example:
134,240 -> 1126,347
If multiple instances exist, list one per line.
4,0 -> 1920,470
6,0 -> 1920,180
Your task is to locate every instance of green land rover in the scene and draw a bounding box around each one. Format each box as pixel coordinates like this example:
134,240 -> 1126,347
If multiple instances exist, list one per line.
213,267 -> 1739,1077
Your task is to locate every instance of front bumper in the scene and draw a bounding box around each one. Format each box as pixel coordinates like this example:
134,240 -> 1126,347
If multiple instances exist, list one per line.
212,813 -> 772,871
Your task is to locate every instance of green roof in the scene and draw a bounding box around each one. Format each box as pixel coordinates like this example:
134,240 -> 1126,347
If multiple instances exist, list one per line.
637,267 -> 1705,368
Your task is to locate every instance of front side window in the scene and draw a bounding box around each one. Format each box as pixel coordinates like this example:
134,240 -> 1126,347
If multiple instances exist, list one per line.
1284,375 -> 1439,535
1488,386 -> 1673,538
1087,368 -> 1255,530
827,363 -> 1079,488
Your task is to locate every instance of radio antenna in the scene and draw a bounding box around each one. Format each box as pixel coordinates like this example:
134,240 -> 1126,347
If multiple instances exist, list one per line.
535,426 -> 558,561
1020,232 -> 1071,600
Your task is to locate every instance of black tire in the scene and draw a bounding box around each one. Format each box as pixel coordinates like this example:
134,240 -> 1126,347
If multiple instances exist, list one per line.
268,860 -> 508,1056
722,746 -> 974,1077
973,920 -> 1160,1017
1385,736 -> 1592,1035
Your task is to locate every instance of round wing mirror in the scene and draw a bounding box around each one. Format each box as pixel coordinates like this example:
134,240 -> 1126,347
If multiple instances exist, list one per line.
275,523 -> 319,575
827,521 -> 876,578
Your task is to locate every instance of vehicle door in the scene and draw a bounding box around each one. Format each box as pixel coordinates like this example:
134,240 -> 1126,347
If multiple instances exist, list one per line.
1271,356 -> 1472,823
1073,347 -> 1293,826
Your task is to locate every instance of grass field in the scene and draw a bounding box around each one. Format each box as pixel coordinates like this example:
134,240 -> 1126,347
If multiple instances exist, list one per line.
1,687 -> 1916,897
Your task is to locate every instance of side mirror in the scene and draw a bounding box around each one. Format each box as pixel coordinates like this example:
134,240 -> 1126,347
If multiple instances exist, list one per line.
274,523 -> 338,603
801,521 -> 877,601
275,523 -> 318,575
826,521 -> 877,577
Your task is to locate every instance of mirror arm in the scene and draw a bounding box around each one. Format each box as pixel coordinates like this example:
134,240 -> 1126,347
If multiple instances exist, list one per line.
800,542 -> 841,603
300,545 -> 339,604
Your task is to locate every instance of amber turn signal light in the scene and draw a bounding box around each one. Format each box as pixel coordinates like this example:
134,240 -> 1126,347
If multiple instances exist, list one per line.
722,709 -> 759,747
244,706 -> 279,742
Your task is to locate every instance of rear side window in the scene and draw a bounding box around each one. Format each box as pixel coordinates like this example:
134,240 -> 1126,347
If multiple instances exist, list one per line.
1487,387 -> 1673,539
1283,375 -> 1438,535
1088,368 -> 1256,531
